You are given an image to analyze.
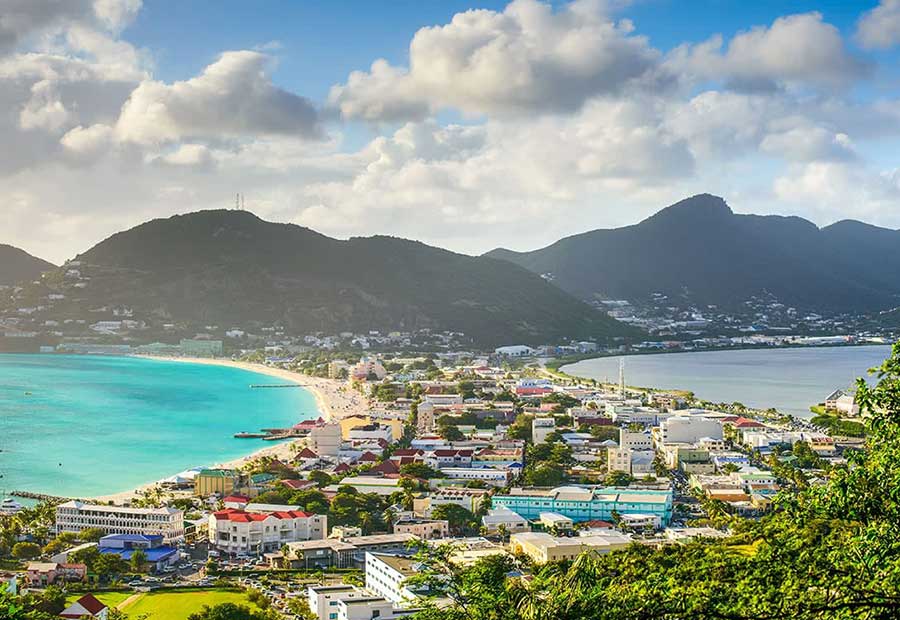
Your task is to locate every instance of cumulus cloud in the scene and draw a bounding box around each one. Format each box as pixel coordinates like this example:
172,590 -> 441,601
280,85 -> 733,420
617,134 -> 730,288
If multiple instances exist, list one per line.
115,51 -> 321,145
669,12 -> 869,91
774,160 -> 900,224
92,0 -> 142,32
5,0 -> 900,263
60,123 -> 114,156
857,0 -> 900,49
329,0 -> 660,121
19,79 -> 70,131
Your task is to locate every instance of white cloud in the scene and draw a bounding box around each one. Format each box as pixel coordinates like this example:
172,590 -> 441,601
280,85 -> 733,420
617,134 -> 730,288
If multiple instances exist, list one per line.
60,123 -> 114,157
857,0 -> 900,49
774,160 -> 900,225
149,143 -> 213,168
669,12 -> 868,91
329,0 -> 660,121
19,79 -> 70,131
92,0 -> 142,32
115,51 -> 320,145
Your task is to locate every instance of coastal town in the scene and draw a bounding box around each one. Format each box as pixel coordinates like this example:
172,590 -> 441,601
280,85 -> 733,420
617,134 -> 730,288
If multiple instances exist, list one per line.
0,346 -> 868,619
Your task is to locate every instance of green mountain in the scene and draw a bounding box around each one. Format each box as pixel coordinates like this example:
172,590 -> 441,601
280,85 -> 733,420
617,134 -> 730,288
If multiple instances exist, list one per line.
487,194 -> 900,312
0,244 -> 55,286
63,210 -> 635,346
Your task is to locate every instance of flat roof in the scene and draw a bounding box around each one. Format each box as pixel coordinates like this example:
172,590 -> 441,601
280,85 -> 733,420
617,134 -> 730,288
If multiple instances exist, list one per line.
368,552 -> 419,575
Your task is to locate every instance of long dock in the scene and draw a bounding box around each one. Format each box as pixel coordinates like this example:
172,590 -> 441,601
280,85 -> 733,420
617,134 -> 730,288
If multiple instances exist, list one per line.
249,384 -> 302,388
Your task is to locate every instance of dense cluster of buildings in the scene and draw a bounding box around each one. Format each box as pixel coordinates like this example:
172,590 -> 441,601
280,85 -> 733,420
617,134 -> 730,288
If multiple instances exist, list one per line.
5,346 -> 866,620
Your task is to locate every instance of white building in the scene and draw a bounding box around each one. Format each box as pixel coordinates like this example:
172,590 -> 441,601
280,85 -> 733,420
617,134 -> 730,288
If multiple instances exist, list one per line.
420,488 -> 490,515
494,345 -> 535,357
423,393 -> 463,407
324,476 -> 403,496
308,423 -> 343,457
348,424 -> 394,445
532,417 -> 556,444
538,512 -> 574,532
55,501 -> 184,542
416,401 -> 435,434
481,507 -> 529,535
607,447 -> 655,475
306,584 -> 419,620
439,467 -> 510,487
209,509 -> 326,556
619,429 -> 653,450
365,552 -> 420,604
660,416 -> 723,445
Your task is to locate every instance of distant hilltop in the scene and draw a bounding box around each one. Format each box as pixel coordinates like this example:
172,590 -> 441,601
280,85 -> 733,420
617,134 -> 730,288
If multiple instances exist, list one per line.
0,244 -> 55,286
487,193 -> 900,313
17,209 -> 634,347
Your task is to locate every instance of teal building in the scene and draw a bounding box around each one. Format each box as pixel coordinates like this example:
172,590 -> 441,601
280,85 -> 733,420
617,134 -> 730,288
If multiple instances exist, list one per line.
492,486 -> 673,525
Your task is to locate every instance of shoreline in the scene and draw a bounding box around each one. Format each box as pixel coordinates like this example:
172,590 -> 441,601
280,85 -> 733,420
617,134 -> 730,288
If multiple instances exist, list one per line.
87,356 -> 368,504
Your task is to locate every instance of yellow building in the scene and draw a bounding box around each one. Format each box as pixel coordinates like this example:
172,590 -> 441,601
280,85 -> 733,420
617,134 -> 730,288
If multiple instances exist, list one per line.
339,415 -> 371,439
194,469 -> 240,497
509,532 -> 632,564
339,415 -> 404,441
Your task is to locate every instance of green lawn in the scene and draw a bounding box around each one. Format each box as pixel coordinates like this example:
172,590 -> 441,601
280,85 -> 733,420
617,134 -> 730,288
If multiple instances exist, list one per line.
66,591 -> 133,609
119,589 -> 259,620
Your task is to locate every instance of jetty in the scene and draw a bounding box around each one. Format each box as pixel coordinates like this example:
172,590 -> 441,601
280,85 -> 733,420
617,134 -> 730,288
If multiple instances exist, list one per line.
11,490 -> 71,503
234,427 -> 296,440
249,384 -> 302,388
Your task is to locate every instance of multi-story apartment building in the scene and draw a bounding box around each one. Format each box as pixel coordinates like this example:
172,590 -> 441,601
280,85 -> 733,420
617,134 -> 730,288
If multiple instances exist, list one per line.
492,487 -> 673,526
55,501 -> 184,542
659,416 -> 723,444
209,508 -> 326,556
532,417 -> 556,444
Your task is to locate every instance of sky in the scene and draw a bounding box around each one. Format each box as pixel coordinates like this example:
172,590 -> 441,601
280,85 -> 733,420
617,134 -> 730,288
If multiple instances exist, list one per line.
4,0 -> 900,263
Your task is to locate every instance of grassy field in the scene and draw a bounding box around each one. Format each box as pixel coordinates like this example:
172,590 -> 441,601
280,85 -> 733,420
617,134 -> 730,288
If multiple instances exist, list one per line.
120,589 -> 259,620
67,588 -> 259,619
66,591 -> 133,608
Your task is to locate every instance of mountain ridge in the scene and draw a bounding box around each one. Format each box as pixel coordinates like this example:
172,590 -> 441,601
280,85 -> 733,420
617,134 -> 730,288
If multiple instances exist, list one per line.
486,194 -> 900,312
55,209 -> 636,347
0,244 -> 55,286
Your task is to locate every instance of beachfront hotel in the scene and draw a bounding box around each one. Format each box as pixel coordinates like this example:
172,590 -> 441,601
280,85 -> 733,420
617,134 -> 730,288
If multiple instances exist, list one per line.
55,501 -> 184,542
209,508 -> 327,556
492,487 -> 674,526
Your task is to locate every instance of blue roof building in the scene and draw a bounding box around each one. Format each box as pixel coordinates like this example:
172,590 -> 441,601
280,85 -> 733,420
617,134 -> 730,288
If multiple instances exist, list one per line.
98,534 -> 179,572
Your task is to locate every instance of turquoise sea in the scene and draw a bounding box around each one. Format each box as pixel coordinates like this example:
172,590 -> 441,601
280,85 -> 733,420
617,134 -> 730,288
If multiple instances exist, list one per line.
0,355 -> 320,497
562,345 -> 893,419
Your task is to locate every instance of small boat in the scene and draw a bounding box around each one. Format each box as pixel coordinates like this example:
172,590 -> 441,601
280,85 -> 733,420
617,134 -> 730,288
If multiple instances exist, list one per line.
0,498 -> 23,515
24,392 -> 32,396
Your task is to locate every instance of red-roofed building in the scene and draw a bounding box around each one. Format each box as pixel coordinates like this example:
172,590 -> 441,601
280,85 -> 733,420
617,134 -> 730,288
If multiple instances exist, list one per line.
733,418 -> 766,429
357,451 -> 379,463
280,479 -> 317,491
369,460 -> 400,476
222,495 -> 251,509
516,386 -> 552,397
425,449 -> 473,468
60,593 -> 108,619
389,449 -> 424,462
209,508 -> 327,556
334,463 -> 352,474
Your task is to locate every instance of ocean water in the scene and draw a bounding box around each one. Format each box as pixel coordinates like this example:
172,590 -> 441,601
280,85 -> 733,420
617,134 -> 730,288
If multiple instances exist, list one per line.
562,345 -> 893,419
0,354 -> 320,497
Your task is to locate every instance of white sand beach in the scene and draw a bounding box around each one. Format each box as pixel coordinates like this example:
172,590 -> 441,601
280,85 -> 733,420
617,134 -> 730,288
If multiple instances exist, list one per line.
89,356 -> 369,504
